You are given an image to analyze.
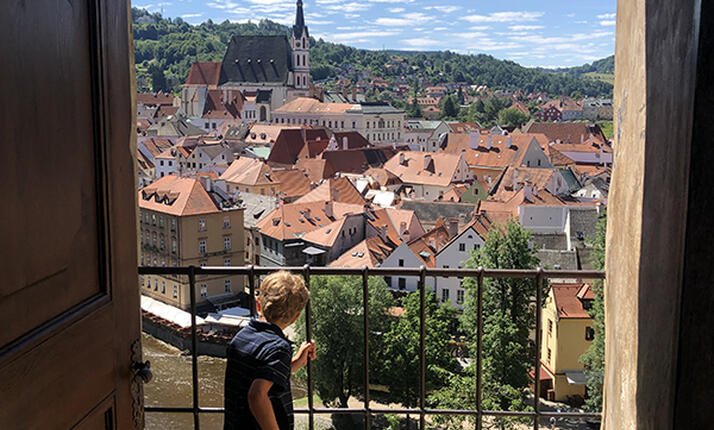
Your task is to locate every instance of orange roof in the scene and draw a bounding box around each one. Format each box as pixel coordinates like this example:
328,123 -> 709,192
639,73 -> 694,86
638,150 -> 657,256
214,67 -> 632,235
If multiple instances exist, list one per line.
441,184 -> 469,202
246,124 -> 302,145
256,201 -> 366,241
384,151 -> 466,187
509,101 -> 530,115
438,213 -> 493,254
295,177 -> 366,205
296,158 -> 335,182
448,122 -> 482,134
185,62 -> 222,86
139,137 -> 174,158
442,133 -> 535,169
551,283 -> 593,319
363,167 -> 402,187
202,90 -> 244,120
490,167 -> 558,202
274,97 -> 355,114
328,235 -> 396,268
407,222 -> 451,268
522,122 -> 608,146
220,158 -> 278,187
138,175 -> 220,217
272,169 -> 313,199
302,217 -> 348,247
137,92 -> 175,106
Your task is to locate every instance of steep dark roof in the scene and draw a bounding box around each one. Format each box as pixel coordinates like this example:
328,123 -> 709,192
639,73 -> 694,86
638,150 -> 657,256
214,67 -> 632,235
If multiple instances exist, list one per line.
185,62 -> 222,86
220,36 -> 292,85
293,0 -> 309,38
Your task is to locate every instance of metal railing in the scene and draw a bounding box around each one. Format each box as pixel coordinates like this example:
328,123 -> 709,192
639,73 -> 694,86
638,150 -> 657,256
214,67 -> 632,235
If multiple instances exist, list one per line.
139,265 -> 605,429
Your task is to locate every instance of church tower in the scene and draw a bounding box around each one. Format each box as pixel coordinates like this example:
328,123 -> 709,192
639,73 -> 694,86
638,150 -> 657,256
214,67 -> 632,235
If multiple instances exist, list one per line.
291,0 -> 310,90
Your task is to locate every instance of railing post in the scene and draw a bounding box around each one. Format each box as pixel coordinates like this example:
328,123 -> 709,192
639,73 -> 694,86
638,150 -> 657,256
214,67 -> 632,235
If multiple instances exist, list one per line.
303,265 -> 314,430
248,264 -> 256,317
362,266 -> 371,430
419,266 -> 427,430
476,267 -> 484,430
188,265 -> 200,430
533,268 -> 544,430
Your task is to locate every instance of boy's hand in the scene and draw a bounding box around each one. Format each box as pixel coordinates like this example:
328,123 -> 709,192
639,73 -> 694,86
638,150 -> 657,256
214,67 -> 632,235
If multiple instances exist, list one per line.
291,341 -> 316,372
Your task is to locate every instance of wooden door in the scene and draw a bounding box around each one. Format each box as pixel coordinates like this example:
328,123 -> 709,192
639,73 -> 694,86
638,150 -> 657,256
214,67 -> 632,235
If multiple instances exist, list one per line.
0,1 -> 141,429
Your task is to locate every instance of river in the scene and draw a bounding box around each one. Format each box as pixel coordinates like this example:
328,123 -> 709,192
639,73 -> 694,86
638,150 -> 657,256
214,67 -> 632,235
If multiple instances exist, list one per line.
142,333 -> 309,429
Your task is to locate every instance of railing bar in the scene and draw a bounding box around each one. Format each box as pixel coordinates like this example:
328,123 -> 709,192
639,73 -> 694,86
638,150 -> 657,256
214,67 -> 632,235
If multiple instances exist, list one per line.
418,266 -> 427,430
138,266 -> 606,280
476,267 -> 484,430
248,264 -> 256,317
362,266 -> 371,430
188,266 -> 200,430
533,268 -> 544,430
303,265 -> 314,430
144,406 -> 601,419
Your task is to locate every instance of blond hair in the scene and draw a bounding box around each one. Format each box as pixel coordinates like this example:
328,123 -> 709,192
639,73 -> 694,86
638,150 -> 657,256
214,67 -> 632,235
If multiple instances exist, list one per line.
259,271 -> 309,325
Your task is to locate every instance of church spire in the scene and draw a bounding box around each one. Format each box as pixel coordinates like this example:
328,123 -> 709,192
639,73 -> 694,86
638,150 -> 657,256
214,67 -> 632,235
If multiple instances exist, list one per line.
293,0 -> 308,38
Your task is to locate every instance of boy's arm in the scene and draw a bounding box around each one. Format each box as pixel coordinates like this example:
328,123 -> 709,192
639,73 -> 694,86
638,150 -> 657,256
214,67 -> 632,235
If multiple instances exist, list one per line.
291,341 -> 316,373
248,379 -> 280,430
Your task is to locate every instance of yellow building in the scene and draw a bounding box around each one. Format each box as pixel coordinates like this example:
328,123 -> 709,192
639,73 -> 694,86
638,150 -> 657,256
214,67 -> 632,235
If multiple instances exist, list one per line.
219,157 -> 281,197
138,175 -> 245,311
539,283 -> 595,402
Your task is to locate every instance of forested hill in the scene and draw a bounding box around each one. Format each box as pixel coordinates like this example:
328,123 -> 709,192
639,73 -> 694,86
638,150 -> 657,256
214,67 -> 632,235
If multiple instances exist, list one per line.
132,8 -> 613,97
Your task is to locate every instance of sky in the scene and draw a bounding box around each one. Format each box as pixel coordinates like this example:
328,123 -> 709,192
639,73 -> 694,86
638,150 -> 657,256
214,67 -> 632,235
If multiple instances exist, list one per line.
133,0 -> 617,68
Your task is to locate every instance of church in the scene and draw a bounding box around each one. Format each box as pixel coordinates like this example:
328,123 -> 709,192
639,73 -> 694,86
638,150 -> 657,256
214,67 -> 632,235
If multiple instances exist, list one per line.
182,0 -> 315,125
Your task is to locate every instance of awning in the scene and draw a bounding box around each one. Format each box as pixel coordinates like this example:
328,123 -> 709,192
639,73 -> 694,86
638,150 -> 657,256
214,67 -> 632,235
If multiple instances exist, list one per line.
302,246 -> 327,256
141,295 -> 204,328
565,370 -> 588,385
529,366 -> 552,381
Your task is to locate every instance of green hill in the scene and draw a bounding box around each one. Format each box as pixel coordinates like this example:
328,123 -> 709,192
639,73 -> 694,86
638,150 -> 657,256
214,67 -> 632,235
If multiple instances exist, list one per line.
132,8 -> 613,98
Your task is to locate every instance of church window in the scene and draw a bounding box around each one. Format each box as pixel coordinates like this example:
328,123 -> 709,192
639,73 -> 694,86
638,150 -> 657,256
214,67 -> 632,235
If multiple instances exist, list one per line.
296,55 -> 300,67
303,37 -> 306,47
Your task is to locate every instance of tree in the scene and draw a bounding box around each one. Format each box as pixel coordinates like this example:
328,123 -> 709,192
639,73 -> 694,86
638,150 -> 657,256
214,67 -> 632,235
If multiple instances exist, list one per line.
579,212 -> 607,411
441,96 -> 459,119
375,292 -> 459,407
406,97 -> 422,119
432,220 -> 542,429
148,63 -> 167,92
296,275 -> 394,408
497,108 -> 530,128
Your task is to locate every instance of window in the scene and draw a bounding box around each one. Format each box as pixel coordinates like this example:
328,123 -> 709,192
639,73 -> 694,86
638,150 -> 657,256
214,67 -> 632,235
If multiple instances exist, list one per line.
204,122 -> 209,129
585,327 -> 595,341
548,319 -> 553,336
442,288 -> 450,302
161,258 -> 165,267
224,216 -> 231,229
224,236 -> 231,250
224,279 -> 231,293
457,289 -> 464,304
144,213 -> 149,224
159,216 -> 164,228
152,233 -> 157,247
173,285 -> 178,299
160,238 -> 165,250
146,276 -> 151,288
199,240 -> 206,254
398,278 -> 406,290
224,257 -> 231,267
384,276 -> 392,288
474,244 -> 480,251
151,214 -> 156,226
153,279 -> 158,291
459,243 -> 466,252
398,259 -> 404,267
152,257 -> 157,266
172,239 -> 177,254
547,348 -> 552,364
198,219 -> 206,232
145,230 -> 150,244
200,284 -> 207,297
170,219 -> 176,231
161,281 -> 165,294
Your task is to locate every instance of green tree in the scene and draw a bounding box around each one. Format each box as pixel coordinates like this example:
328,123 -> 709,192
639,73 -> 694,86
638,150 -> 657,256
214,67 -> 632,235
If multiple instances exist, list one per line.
148,63 -> 167,92
406,97 -> 422,118
375,292 -> 458,407
432,220 -> 542,429
579,212 -> 607,411
497,108 -> 530,128
296,275 -> 394,408
441,96 -> 459,119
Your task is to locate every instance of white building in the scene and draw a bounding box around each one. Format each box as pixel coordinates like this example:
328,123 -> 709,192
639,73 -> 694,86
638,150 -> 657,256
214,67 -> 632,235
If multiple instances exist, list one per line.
272,97 -> 405,146
403,120 -> 452,152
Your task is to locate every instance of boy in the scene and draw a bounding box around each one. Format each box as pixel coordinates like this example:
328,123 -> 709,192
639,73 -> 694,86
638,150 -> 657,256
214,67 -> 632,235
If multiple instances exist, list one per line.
224,271 -> 316,430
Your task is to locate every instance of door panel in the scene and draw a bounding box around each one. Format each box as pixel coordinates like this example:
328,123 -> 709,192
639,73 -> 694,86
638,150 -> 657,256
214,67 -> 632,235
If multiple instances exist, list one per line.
0,1 -> 139,429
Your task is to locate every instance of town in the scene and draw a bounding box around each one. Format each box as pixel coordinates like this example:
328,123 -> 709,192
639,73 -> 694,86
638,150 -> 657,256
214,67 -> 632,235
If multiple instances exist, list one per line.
135,1 -> 610,428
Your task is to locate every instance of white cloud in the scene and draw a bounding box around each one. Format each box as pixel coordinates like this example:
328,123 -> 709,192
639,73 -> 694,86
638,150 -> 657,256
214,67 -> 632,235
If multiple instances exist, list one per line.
600,20 -> 616,26
461,11 -> 544,23
424,5 -> 461,14
181,13 -> 203,18
389,7 -> 405,13
402,37 -> 442,47
375,12 -> 430,26
597,13 -> 616,19
509,25 -> 543,31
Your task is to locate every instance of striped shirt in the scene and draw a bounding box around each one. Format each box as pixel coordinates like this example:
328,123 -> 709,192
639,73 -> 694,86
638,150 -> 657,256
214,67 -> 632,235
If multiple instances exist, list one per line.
224,319 -> 294,430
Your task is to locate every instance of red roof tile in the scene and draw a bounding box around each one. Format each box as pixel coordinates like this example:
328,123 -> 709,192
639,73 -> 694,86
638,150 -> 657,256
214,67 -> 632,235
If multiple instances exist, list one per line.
185,62 -> 222,87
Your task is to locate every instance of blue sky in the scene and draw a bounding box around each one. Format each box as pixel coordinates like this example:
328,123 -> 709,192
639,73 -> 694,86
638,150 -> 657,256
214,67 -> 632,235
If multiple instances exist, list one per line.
133,0 -> 616,68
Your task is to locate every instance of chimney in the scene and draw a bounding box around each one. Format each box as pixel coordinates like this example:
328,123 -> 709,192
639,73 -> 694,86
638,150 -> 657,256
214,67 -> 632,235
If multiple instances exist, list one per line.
513,169 -> 519,190
448,218 -> 459,238
199,176 -> 212,192
222,89 -> 227,103
424,154 -> 433,171
305,208 -> 312,219
507,136 -> 513,149
590,135 -> 596,147
580,134 -> 585,145
342,136 -> 348,150
324,201 -> 334,218
399,221 -> 408,238
486,135 -> 493,150
469,132 -> 479,150
333,188 -> 339,201
524,184 -> 534,202
399,152 -> 406,166
228,90 -> 233,102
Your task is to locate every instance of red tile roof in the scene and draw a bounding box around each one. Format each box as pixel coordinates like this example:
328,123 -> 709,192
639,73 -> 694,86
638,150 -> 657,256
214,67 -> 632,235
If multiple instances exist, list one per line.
271,169 -> 313,199
384,151 -> 467,187
407,221 -> 452,268
202,90 -> 245,120
137,92 -> 176,106
295,177 -> 366,205
138,175 -> 220,216
328,235 -> 396,268
256,201 -> 367,241
185,62 -> 222,87
551,283 -> 593,319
